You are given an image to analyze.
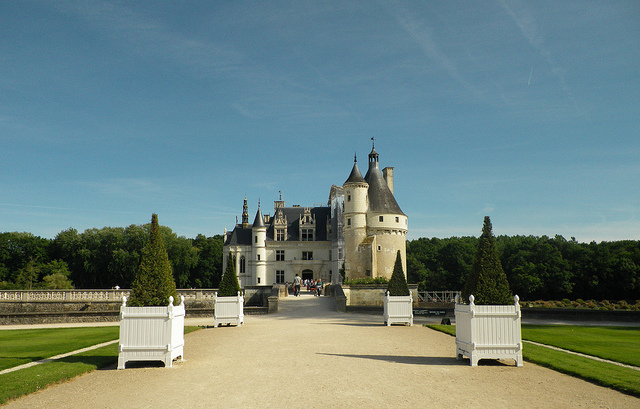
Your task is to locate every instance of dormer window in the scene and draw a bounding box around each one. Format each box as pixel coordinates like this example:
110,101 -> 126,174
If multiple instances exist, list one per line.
301,228 -> 314,241
274,207 -> 287,241
299,208 -> 316,242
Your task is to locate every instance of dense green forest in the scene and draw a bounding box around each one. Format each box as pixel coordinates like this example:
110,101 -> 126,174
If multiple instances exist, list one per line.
1,227 -> 639,301
0,226 -> 223,291
407,235 -> 640,301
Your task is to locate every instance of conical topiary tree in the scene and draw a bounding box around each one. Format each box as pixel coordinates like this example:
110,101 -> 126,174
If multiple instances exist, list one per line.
128,214 -> 178,307
218,252 -> 241,297
462,216 -> 512,305
387,250 -> 410,296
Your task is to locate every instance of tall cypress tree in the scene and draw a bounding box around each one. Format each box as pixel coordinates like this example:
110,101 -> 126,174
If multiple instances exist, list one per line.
462,216 -> 512,305
128,214 -> 178,307
387,250 -> 410,296
218,252 -> 241,297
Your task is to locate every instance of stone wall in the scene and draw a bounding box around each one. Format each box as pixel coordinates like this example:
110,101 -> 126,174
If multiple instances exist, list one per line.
340,284 -> 419,307
0,287 -> 279,325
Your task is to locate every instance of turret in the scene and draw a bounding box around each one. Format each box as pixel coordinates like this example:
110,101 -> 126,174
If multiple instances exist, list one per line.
344,143 -> 408,280
252,203 -> 267,285
363,144 -> 408,279
342,154 -> 369,279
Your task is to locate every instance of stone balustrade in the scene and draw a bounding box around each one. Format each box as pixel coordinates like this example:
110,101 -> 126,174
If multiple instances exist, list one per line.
0,289 -> 221,303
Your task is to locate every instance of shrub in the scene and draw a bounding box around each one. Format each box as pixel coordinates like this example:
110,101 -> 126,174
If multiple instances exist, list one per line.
386,251 -> 410,296
462,216 -> 512,305
617,300 -> 630,310
585,300 -> 597,309
218,252 -> 241,297
128,214 -> 178,307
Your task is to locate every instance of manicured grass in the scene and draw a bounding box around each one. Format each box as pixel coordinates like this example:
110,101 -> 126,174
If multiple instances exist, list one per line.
425,324 -> 640,397
0,342 -> 119,405
0,326 -> 120,371
524,341 -> 640,397
0,326 -> 203,405
522,325 -> 640,367
426,324 -> 455,337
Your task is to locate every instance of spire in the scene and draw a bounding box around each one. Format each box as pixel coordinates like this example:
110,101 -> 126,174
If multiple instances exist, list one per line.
252,200 -> 265,228
364,139 -> 380,181
368,138 -> 379,170
241,196 -> 249,228
344,156 -> 366,185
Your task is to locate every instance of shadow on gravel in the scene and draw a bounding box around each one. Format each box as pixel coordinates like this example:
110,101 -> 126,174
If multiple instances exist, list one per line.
317,353 -> 464,366
317,353 -> 515,367
321,322 -> 382,327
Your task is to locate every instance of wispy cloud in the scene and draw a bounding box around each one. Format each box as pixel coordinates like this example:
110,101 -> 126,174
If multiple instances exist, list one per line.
59,1 -> 352,126
391,6 -> 485,102
78,178 -> 171,199
499,0 -> 583,116
60,1 -> 244,77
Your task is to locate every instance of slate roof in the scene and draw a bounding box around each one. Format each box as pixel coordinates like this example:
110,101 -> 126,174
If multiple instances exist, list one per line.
344,161 -> 366,184
225,206 -> 332,246
224,225 -> 252,246
252,207 -> 265,228
365,166 -> 405,216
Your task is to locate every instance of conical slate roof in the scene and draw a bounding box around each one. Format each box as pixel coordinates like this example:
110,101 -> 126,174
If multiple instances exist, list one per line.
252,207 -> 265,228
343,147 -> 405,215
366,166 -> 405,215
344,161 -> 366,185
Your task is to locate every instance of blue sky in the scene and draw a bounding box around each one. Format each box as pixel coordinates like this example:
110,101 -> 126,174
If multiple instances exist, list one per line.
1,1 -> 639,242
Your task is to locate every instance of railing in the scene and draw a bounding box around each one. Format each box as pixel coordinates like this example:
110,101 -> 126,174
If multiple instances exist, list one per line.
417,291 -> 461,303
0,289 -> 220,302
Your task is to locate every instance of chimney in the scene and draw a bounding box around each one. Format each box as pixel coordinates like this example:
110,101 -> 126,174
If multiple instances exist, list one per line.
382,167 -> 394,194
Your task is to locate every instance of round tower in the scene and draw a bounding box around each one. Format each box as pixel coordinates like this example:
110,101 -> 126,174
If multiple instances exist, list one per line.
252,204 -> 267,285
342,154 -> 370,279
363,144 -> 408,279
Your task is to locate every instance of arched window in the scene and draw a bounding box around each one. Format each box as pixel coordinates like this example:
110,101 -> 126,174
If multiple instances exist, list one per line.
239,256 -> 246,274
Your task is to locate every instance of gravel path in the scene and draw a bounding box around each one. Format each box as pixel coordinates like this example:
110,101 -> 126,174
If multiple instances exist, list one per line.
4,293 -> 638,408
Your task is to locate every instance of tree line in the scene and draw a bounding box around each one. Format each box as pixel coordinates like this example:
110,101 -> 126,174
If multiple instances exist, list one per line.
0,226 -> 223,290
407,235 -> 640,301
1,227 -> 639,301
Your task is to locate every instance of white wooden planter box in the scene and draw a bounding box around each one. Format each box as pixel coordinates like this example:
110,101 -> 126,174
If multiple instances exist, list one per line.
213,291 -> 244,327
454,294 -> 523,367
383,291 -> 413,326
118,295 -> 185,370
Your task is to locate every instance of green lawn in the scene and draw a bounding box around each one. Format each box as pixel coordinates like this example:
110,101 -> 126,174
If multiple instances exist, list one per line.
522,325 -> 640,367
426,324 -> 640,397
0,327 -> 120,371
0,342 -> 119,405
0,326 -> 202,405
523,341 -> 640,397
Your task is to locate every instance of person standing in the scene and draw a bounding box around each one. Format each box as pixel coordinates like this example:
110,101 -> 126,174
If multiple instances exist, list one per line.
316,279 -> 323,297
294,274 -> 302,297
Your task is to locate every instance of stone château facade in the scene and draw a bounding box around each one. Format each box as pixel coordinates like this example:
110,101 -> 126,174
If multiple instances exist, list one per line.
222,144 -> 407,286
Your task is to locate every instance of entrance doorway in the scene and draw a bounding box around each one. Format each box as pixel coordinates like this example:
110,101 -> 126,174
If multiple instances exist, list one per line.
301,270 -> 314,281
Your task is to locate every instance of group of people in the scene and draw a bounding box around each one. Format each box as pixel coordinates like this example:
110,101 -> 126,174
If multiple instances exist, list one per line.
291,274 -> 323,297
